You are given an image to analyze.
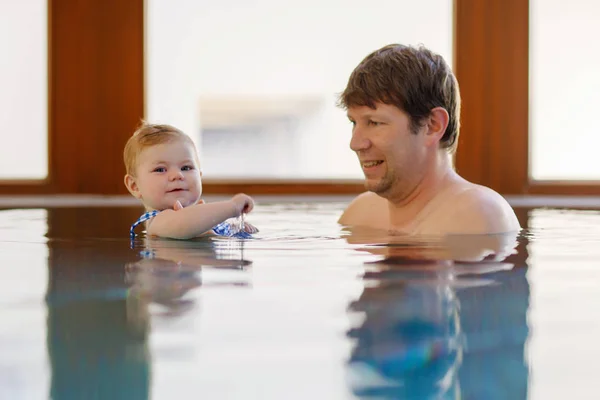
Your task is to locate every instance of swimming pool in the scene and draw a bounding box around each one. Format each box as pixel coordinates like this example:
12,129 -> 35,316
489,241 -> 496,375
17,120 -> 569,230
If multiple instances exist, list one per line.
0,198 -> 598,399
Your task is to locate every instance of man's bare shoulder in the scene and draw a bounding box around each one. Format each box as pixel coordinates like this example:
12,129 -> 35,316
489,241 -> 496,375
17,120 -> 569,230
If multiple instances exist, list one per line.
449,184 -> 520,234
338,192 -> 388,227
458,183 -> 515,210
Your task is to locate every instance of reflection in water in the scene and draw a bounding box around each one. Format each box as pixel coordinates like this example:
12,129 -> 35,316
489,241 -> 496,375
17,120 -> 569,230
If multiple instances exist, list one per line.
45,241 -> 150,400
126,237 -> 252,318
45,231 -> 252,400
0,205 -> 544,398
344,228 -> 530,399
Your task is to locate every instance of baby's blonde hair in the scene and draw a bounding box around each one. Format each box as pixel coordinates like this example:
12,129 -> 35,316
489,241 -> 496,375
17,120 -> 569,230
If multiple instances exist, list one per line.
123,122 -> 197,176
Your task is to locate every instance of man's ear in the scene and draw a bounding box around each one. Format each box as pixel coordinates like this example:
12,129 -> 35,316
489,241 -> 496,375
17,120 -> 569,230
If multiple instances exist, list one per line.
424,107 -> 449,147
124,174 -> 142,198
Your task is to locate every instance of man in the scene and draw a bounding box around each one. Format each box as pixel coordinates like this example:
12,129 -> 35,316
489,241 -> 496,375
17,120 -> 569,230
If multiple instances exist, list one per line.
338,44 -> 519,235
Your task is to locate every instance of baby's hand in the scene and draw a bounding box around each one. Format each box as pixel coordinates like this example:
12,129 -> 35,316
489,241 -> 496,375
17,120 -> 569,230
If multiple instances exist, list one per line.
230,193 -> 254,216
242,222 -> 259,234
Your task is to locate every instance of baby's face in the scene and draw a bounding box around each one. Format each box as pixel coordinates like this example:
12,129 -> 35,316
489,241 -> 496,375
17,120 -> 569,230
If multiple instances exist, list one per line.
134,140 -> 202,210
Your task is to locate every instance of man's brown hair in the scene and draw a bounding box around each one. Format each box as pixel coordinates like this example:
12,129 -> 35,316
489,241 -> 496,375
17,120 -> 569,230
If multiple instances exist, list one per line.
339,44 -> 461,153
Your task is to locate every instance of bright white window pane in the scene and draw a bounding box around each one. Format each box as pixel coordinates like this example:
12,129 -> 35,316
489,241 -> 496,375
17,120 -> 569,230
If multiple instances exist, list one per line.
147,0 -> 453,180
530,1 -> 600,181
0,1 -> 48,180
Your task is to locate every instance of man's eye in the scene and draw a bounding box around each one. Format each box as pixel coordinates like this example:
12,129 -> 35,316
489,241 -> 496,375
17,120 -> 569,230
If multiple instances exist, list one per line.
153,167 -> 166,173
181,165 -> 194,171
368,120 -> 381,126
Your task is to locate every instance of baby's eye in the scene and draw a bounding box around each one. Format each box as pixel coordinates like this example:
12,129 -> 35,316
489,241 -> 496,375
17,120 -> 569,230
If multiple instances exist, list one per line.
152,167 -> 166,173
181,165 -> 194,171
348,120 -> 356,126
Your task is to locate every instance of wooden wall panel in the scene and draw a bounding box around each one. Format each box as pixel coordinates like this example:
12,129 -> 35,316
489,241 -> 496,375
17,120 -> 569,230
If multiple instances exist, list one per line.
51,0 -> 144,194
454,0 -> 530,195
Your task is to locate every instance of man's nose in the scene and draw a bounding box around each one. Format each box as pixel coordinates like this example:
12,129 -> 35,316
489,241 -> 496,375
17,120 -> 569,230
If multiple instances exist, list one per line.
350,126 -> 371,152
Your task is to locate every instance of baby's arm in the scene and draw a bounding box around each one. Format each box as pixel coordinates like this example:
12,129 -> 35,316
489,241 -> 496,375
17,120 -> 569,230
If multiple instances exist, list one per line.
147,194 -> 254,239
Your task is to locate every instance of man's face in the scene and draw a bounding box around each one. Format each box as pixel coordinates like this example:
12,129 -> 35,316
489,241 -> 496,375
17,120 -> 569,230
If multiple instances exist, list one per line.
129,140 -> 203,211
347,103 -> 428,201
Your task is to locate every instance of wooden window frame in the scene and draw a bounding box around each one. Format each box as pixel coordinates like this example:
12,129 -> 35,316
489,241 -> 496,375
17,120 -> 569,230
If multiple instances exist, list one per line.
455,0 -> 600,195
0,0 -> 144,195
2,0 -> 590,196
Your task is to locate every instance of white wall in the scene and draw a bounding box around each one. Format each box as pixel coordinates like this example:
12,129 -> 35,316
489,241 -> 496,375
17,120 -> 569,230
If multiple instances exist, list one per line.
0,1 -> 47,179
147,0 -> 454,180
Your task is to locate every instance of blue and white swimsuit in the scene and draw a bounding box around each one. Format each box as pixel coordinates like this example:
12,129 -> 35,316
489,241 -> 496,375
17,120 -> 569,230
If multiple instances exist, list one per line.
130,210 -> 253,239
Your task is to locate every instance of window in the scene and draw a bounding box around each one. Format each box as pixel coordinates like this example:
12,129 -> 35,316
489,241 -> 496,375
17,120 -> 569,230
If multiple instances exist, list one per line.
529,0 -> 600,181
0,1 -> 48,180
146,0 -> 453,180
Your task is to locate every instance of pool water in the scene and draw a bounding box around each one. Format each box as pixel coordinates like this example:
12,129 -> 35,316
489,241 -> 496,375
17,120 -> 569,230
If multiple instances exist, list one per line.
0,201 -> 598,399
